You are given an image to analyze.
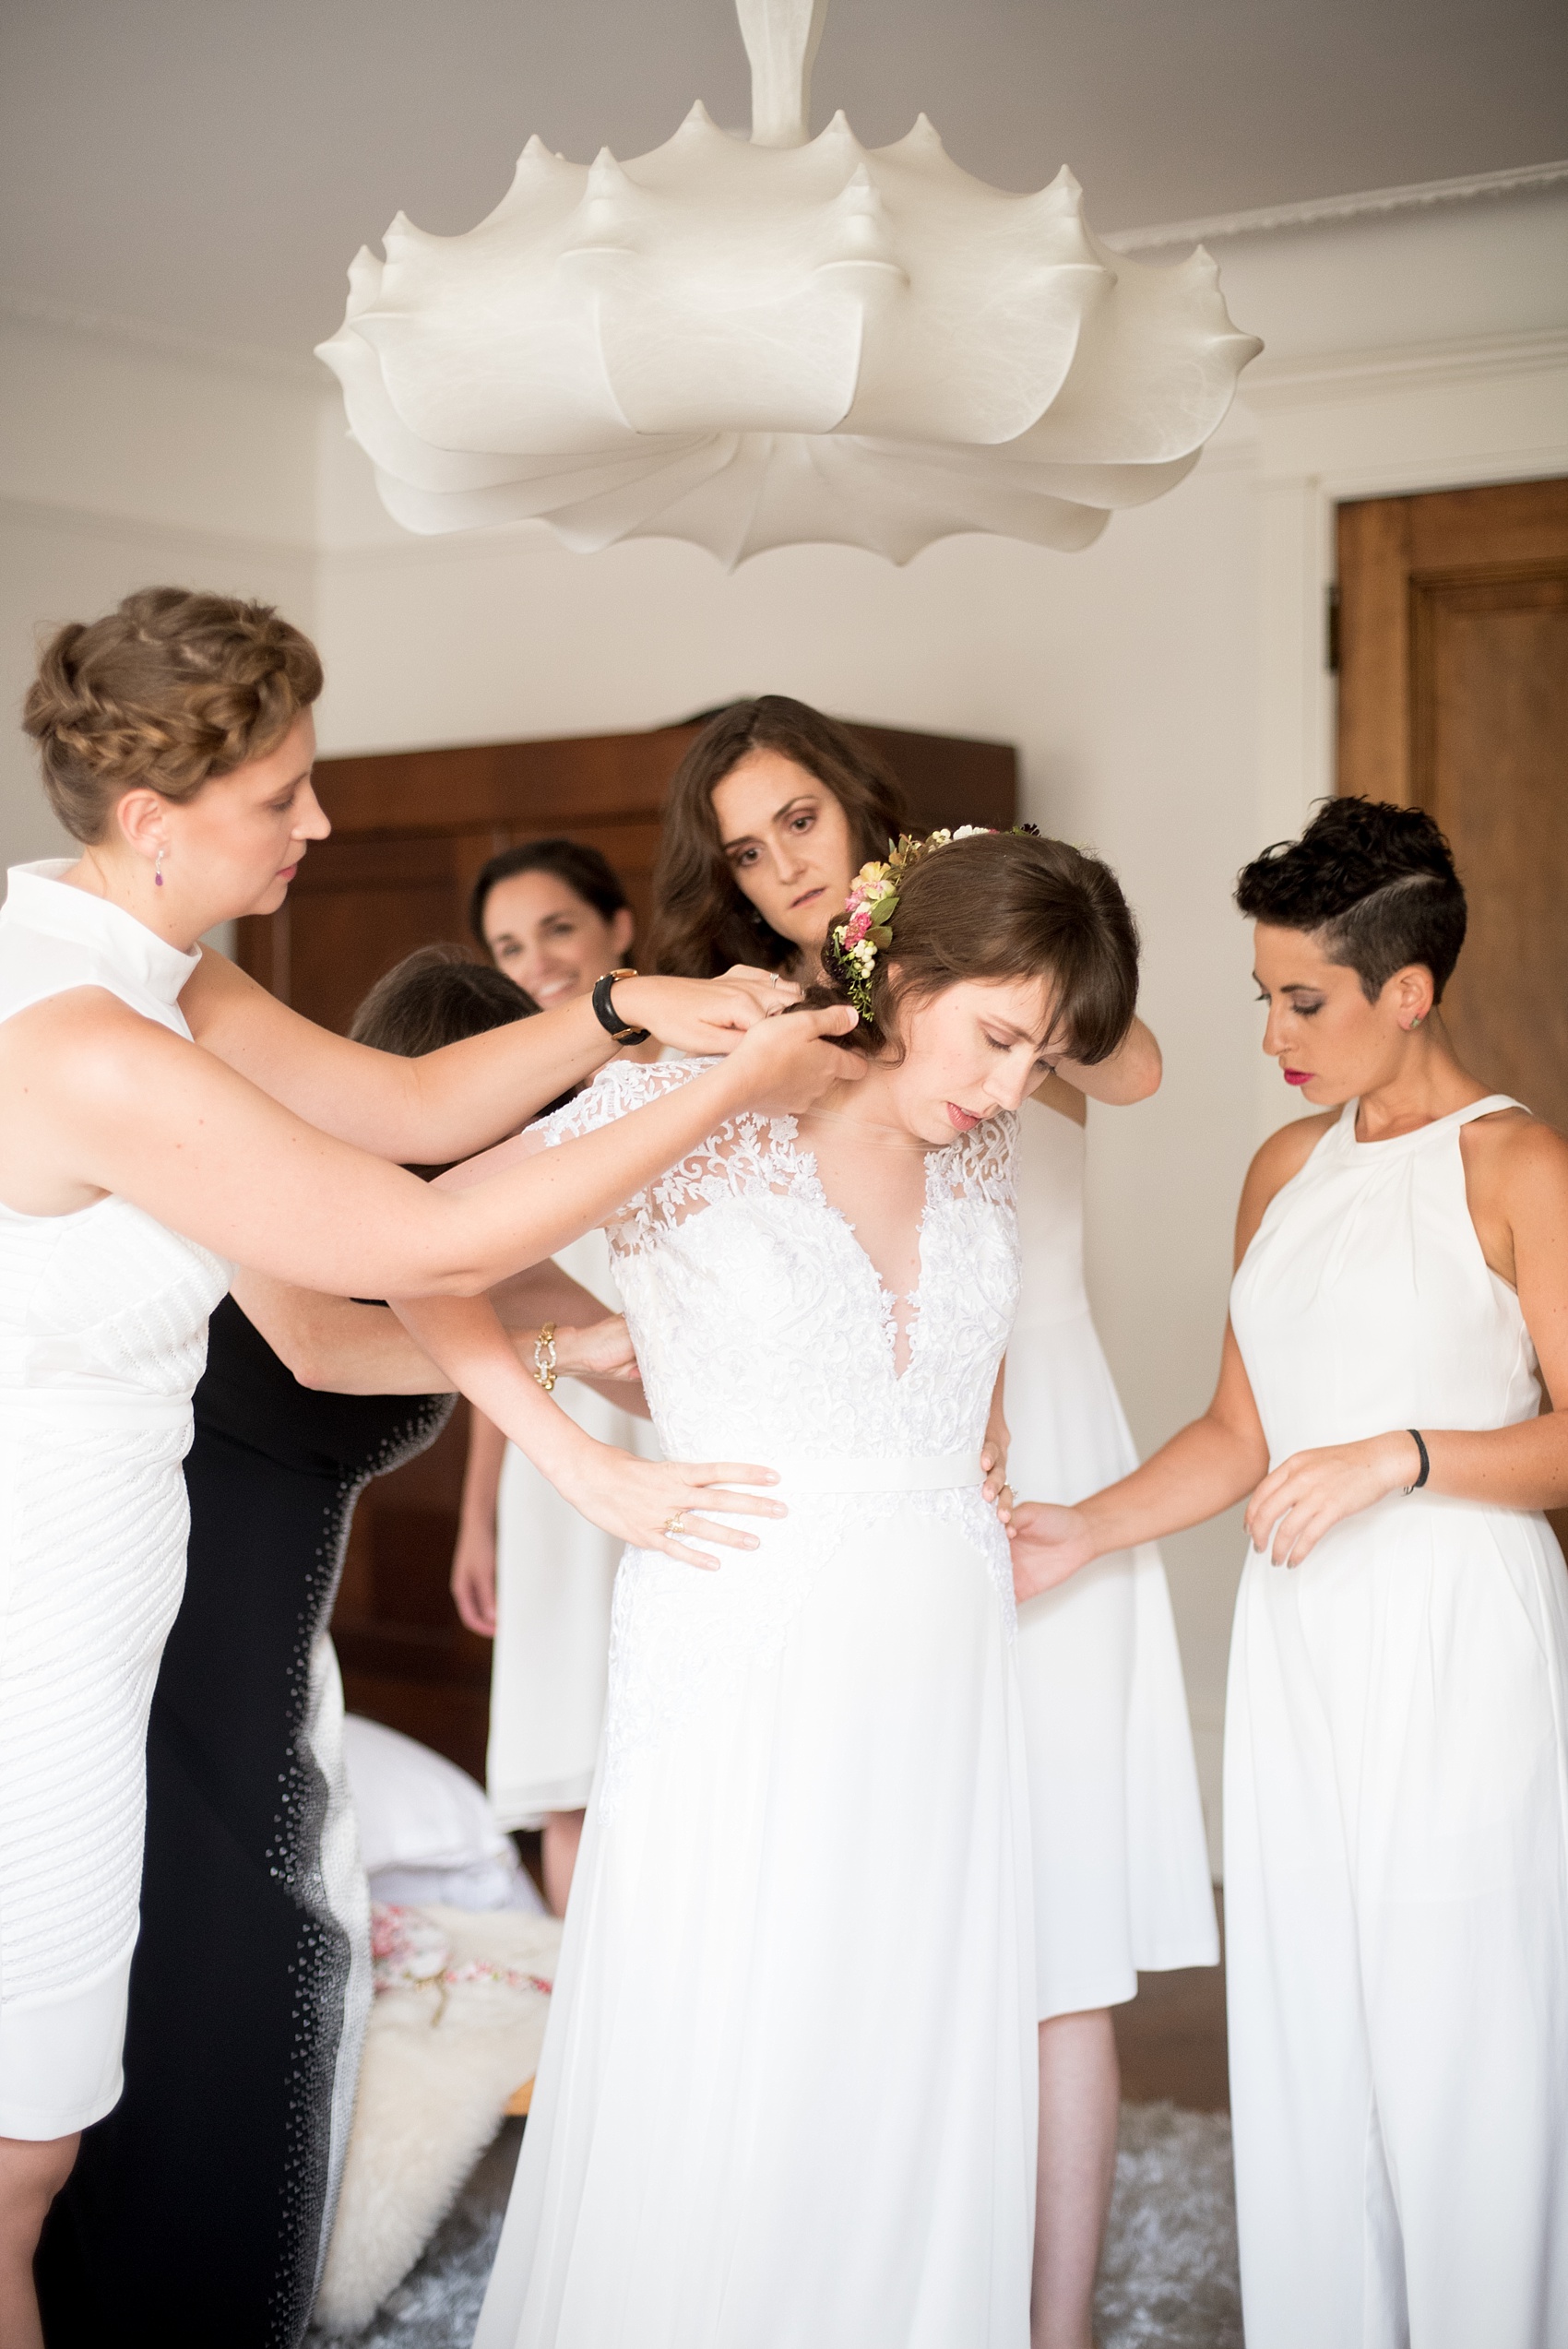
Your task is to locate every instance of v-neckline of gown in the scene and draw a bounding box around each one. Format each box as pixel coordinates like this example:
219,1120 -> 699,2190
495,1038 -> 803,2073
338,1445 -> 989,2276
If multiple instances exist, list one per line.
787,1131 -> 938,1387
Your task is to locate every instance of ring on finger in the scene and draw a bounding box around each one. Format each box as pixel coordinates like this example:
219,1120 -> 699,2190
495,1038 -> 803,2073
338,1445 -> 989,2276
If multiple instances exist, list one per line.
662,1511 -> 686,1537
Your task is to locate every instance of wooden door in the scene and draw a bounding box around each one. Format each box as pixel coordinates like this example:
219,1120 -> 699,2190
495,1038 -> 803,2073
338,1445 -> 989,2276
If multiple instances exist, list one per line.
236,718 -> 1016,1776
1336,478 -> 1568,1131
1337,476 -> 1568,1552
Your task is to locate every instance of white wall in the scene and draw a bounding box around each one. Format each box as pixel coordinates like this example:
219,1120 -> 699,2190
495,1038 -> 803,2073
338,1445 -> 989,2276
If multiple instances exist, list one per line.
0,306 -> 317,869
5,184 -> 1565,1866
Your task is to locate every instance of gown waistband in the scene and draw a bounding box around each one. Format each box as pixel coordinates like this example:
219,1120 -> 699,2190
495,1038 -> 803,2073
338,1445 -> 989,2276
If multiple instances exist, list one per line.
744,1450 -> 985,1496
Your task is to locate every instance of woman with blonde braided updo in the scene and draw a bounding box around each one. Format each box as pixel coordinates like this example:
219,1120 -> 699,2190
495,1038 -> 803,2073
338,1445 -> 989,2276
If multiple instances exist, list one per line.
0,589 -> 859,2345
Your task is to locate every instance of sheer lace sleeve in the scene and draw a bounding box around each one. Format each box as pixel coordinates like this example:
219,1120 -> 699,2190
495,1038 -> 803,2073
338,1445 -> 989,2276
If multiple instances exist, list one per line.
529,1056 -> 709,1149
525,1057 -> 716,1238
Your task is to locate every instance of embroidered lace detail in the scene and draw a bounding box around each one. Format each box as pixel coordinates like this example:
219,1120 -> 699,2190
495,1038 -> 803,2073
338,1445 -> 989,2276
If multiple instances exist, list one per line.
534,1062 -> 1020,1817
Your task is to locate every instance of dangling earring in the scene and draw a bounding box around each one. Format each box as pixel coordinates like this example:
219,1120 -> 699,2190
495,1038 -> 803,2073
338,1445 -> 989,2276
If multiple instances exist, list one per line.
154,848 -> 165,889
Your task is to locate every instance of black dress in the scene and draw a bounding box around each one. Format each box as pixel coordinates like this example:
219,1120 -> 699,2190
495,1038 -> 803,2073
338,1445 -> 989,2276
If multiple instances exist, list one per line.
39,1295 -> 454,2349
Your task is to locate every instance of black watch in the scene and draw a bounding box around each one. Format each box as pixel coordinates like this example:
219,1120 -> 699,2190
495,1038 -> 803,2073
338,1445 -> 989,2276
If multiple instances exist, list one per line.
591,968 -> 650,1047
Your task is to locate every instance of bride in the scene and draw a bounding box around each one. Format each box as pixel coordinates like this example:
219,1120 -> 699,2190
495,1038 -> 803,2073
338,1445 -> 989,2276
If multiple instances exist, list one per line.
400,826 -> 1142,2348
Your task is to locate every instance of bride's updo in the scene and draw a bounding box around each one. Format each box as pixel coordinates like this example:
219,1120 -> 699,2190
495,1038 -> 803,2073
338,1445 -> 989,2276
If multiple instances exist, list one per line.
809,828 -> 1140,1065
22,586 -> 323,843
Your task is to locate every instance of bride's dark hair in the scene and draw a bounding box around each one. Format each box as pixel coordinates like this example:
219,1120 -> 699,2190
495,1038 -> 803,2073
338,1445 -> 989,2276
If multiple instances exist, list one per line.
803,830 -> 1140,1066
648,697 -> 909,977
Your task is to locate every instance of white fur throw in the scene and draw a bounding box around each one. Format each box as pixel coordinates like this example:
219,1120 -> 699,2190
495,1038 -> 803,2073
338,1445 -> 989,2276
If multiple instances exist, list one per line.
315,1906 -> 562,2334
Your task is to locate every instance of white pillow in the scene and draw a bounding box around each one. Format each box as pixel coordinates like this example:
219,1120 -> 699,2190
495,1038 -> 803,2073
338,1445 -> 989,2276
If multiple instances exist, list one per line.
343,1714 -> 509,1875
366,1856 -> 545,1916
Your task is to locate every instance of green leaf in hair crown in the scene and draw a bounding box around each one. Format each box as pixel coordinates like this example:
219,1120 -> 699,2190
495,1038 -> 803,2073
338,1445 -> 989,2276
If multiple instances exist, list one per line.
822,825 -> 1038,1018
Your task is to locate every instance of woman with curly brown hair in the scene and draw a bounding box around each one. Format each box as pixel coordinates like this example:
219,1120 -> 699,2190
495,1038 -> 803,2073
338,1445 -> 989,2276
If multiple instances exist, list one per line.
0,588 -> 856,2344
1010,798 -> 1568,2349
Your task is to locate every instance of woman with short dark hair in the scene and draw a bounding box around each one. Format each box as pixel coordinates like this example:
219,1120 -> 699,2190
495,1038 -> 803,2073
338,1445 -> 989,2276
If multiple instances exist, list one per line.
1011,796 -> 1568,2349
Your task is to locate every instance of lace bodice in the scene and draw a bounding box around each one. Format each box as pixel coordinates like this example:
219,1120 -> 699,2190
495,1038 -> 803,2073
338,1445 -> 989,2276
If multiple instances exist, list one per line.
537,1059 -> 1020,1466
536,1061 -> 1021,1816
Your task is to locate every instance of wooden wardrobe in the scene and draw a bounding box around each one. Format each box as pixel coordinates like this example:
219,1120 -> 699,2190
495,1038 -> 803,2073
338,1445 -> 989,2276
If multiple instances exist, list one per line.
236,716 -> 1017,1779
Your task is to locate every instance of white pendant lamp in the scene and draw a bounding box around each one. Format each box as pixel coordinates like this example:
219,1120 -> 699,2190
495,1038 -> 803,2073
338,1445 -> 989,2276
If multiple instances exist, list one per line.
317,0 -> 1261,566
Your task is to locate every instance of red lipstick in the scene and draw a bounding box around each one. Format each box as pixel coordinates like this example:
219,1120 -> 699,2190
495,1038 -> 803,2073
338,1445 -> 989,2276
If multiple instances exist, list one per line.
1282,1068 -> 1312,1087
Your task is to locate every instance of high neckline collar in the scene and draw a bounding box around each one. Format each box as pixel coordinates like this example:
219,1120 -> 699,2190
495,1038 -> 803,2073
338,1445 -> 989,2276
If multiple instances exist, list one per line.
5,860 -> 202,1007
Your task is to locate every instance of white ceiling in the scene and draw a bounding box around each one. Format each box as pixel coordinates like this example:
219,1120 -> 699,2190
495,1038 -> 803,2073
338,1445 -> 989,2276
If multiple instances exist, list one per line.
3,0 -> 1564,361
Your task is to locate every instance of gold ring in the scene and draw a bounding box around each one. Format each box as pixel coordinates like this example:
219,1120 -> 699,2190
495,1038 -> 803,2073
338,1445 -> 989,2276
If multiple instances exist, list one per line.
662,1511 -> 686,1537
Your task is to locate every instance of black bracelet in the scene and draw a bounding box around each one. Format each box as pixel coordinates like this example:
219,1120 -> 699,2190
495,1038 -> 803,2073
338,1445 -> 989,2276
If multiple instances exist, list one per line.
591,968 -> 650,1047
1403,1429 -> 1430,1494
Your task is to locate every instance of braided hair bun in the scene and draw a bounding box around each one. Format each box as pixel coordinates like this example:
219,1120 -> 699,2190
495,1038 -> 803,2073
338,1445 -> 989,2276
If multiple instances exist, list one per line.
22,586 -> 323,843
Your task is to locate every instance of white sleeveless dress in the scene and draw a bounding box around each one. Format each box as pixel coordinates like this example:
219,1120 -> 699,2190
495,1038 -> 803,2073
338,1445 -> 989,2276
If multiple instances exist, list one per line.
1226,1096 -> 1568,2349
473,1059 -> 1036,2349
1006,1098 -> 1217,2015
487,1228 -> 660,1830
0,862 -> 231,2139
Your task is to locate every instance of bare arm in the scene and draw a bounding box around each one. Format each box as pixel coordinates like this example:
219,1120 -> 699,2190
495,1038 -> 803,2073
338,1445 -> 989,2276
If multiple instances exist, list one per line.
396,1288 -> 786,1572
0,991 -> 857,1301
1050,1014 -> 1162,1108
1009,1115 -> 1324,1596
231,1265 -> 641,1399
180,950 -> 800,1161
452,1409 -> 509,1636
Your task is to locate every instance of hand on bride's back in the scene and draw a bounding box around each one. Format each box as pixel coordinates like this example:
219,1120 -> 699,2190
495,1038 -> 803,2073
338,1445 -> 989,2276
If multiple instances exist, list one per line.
729,1001 -> 863,1111
1008,1501 -> 1097,1602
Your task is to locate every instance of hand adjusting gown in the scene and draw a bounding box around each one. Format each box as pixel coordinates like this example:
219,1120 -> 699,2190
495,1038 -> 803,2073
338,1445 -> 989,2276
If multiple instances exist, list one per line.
473,1058 -> 1038,2349
0,862 -> 231,2138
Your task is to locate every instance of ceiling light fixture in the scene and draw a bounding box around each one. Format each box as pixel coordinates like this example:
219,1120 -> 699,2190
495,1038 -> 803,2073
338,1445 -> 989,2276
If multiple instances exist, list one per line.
317,0 -> 1261,566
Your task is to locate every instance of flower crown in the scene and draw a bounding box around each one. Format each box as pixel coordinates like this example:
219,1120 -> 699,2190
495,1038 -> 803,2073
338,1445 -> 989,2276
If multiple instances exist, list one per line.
821,824 -> 1038,1021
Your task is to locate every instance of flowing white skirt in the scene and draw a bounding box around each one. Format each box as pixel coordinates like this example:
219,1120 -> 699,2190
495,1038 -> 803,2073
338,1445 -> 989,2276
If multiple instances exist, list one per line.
473,1485 -> 1037,2349
1006,1306 -> 1218,2016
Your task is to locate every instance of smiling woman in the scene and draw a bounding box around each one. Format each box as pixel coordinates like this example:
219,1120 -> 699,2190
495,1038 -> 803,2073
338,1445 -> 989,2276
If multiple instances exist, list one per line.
469,837 -> 636,1011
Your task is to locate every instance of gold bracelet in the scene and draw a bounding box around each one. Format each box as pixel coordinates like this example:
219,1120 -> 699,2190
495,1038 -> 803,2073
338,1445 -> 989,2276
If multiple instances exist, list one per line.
532,1322 -> 558,1394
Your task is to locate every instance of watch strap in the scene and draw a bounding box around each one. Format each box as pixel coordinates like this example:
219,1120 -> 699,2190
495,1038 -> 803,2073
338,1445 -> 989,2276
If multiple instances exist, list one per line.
591,968 -> 650,1046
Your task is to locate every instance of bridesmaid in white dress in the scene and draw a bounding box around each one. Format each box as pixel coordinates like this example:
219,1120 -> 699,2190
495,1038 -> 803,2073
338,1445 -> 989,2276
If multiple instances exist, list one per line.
0,590 -> 855,2344
454,839 -> 661,1914
397,826 -> 1146,2349
649,696 -> 1213,2347
1011,798 -> 1568,2348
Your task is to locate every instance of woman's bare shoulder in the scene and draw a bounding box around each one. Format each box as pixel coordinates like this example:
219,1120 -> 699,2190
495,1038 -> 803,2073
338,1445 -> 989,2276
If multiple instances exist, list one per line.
1461,1104 -> 1568,1202
1234,1111 -> 1336,1261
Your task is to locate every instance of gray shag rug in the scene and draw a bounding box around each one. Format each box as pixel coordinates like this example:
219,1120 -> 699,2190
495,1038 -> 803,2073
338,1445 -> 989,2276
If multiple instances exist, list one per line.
310,2102 -> 1239,2349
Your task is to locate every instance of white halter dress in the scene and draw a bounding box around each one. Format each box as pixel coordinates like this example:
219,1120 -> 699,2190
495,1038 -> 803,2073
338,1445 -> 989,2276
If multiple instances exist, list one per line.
474,1058 -> 1036,2349
1005,1097 -> 1218,2015
0,862 -> 230,2138
1226,1096 -> 1568,2349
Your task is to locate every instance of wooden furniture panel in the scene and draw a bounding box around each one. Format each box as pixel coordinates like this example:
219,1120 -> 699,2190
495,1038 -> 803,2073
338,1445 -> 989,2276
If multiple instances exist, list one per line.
238,715 -> 1016,1774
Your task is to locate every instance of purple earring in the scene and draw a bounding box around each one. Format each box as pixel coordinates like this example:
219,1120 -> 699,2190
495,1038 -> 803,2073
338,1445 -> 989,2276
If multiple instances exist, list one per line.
155,848 -> 165,889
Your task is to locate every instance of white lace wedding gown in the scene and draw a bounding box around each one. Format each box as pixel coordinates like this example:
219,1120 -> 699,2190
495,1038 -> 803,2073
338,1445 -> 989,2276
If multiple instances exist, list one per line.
474,1060 -> 1037,2349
